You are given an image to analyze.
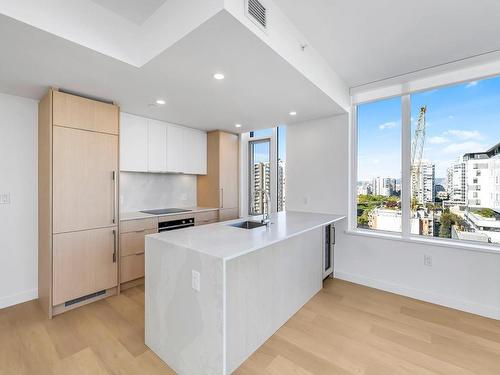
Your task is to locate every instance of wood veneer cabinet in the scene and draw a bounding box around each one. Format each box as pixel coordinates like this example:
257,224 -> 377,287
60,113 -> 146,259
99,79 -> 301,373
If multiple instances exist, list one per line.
38,89 -> 120,318
118,211 -> 219,289
119,218 -> 158,288
197,131 -> 239,221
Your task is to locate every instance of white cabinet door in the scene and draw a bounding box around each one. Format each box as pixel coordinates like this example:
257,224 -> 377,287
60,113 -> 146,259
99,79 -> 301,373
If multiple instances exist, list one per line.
166,124 -> 184,172
120,113 -> 148,172
148,120 -> 167,172
183,128 -> 207,175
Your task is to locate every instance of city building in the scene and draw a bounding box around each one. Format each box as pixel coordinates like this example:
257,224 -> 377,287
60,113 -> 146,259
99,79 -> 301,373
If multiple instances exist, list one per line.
445,158 -> 466,207
411,209 -> 435,236
372,177 -> 396,197
251,161 -> 271,214
462,210 -> 500,243
277,159 -> 286,211
369,208 -> 402,232
357,181 -> 372,196
413,161 -> 436,205
463,142 -> 500,211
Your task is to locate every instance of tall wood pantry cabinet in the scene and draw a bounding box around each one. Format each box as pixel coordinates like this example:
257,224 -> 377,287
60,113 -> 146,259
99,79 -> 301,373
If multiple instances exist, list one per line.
197,131 -> 239,221
38,89 -> 120,318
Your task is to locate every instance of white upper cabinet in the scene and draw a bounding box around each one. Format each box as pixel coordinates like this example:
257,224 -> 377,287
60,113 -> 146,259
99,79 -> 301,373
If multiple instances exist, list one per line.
119,113 -> 207,175
120,113 -> 148,172
147,119 -> 168,172
166,124 -> 184,173
183,128 -> 207,175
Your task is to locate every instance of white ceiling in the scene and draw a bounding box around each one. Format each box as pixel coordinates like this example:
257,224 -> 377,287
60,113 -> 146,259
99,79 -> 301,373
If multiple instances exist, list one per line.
0,11 -> 344,132
274,0 -> 500,88
90,0 -> 168,25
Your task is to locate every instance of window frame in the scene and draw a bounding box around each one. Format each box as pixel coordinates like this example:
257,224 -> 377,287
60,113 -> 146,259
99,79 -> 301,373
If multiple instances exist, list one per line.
241,127 -> 284,217
248,137 -> 272,216
349,75 -> 500,252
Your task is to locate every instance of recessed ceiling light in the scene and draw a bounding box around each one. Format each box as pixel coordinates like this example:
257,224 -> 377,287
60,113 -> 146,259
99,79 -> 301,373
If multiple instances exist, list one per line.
156,99 -> 166,105
289,111 -> 297,116
235,123 -> 242,128
213,73 -> 225,80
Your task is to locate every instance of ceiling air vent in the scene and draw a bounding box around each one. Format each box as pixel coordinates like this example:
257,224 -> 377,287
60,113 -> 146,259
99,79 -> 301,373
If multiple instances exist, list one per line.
246,0 -> 267,31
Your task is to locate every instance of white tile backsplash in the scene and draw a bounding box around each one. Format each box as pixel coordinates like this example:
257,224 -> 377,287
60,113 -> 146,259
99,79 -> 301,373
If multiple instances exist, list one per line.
120,172 -> 197,212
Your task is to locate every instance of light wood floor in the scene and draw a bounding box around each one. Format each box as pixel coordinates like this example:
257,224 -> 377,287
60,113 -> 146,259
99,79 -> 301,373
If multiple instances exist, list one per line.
1,279 -> 500,375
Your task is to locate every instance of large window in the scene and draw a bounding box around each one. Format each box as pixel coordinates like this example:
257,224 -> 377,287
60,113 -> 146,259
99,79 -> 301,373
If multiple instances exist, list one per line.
409,78 -> 500,244
357,97 -> 401,232
248,126 -> 286,215
355,75 -> 500,246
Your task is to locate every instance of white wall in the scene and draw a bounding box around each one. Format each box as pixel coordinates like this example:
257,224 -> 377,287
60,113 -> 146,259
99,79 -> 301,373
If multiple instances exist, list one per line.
287,115 -> 349,215
286,114 -> 500,320
0,93 -> 38,308
120,172 -> 197,212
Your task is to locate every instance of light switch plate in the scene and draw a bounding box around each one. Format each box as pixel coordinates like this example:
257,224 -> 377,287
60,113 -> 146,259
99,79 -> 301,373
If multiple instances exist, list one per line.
424,254 -> 432,267
192,270 -> 201,292
0,193 -> 10,204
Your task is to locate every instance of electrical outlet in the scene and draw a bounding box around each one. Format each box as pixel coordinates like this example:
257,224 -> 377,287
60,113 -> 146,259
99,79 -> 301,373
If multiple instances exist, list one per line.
303,196 -> 309,205
181,193 -> 187,201
0,193 -> 10,205
192,270 -> 200,292
424,254 -> 432,267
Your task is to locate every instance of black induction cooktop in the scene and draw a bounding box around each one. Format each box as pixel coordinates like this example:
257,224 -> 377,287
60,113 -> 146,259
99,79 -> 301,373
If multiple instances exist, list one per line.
140,208 -> 193,215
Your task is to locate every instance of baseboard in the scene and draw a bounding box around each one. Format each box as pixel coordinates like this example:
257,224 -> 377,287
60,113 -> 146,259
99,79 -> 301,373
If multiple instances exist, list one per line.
0,288 -> 38,309
334,271 -> 500,320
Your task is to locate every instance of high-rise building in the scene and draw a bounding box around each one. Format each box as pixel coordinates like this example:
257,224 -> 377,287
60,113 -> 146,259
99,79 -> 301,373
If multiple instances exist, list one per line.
357,181 -> 372,196
372,177 -> 394,197
251,161 -> 271,214
463,142 -> 500,211
413,161 -> 435,204
277,159 -> 286,211
445,158 -> 466,206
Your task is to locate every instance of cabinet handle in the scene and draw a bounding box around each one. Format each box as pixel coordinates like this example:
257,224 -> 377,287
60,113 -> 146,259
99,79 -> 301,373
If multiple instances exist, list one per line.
112,171 -> 117,224
112,229 -> 117,263
220,188 -> 224,209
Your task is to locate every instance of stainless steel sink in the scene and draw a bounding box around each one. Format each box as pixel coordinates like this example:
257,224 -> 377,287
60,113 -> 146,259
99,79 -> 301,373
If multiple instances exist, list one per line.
229,220 -> 268,229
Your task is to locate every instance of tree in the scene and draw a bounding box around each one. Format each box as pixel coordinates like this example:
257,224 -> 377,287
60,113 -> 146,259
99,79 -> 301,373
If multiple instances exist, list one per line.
411,197 -> 419,211
439,210 -> 464,238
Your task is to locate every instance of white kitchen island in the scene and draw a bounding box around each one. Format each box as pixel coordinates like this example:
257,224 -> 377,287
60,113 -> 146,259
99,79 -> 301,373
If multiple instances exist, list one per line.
145,211 -> 345,375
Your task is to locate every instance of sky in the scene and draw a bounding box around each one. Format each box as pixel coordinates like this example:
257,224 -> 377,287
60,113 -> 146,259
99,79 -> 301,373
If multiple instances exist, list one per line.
358,75 -> 500,181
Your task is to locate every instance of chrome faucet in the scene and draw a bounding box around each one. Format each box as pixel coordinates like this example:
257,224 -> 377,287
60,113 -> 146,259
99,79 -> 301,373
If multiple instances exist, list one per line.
254,188 -> 271,225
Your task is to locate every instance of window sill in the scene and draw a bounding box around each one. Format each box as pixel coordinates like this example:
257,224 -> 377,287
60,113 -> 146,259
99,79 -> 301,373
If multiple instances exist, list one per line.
344,229 -> 500,255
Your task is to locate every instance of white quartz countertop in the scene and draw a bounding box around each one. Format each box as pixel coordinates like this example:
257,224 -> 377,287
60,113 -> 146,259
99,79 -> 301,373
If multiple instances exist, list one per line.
120,207 -> 219,221
148,211 -> 345,260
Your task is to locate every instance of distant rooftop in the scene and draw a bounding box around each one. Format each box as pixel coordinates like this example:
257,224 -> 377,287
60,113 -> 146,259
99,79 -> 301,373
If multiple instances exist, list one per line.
463,142 -> 500,160
453,228 -> 490,243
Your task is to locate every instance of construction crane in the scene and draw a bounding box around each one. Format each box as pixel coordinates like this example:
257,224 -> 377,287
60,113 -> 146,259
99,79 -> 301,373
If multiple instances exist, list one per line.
411,106 -> 427,204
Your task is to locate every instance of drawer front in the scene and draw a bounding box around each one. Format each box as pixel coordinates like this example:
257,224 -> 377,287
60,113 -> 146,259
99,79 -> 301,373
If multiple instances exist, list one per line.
120,218 -> 158,233
195,210 -> 219,226
121,254 -> 145,283
120,229 -> 157,257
